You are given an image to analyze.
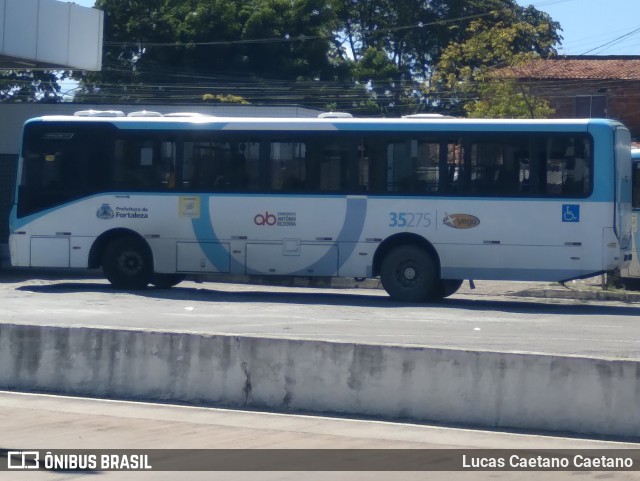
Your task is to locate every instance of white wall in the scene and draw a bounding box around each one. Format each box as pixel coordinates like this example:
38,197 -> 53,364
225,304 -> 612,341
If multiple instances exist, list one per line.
0,0 -> 102,70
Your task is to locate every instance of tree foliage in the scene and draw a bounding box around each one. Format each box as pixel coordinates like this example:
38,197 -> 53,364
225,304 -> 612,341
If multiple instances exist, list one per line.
202,93 -> 249,104
69,0 -> 562,116
75,0 -> 346,105
433,5 -> 561,117
0,71 -> 67,103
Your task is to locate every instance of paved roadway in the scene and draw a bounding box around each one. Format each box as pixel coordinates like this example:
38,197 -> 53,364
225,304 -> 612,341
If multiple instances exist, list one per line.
1,391 -> 639,481
0,273 -> 639,359
2,273 -> 640,480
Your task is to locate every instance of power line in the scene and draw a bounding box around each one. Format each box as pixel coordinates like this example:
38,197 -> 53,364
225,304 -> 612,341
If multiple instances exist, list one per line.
102,11 -> 498,49
523,0 -> 575,7
580,25 -> 640,55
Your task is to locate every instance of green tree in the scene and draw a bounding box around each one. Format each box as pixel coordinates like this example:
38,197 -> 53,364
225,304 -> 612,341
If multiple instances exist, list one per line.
75,0 -> 351,104
465,76 -> 555,118
202,93 -> 249,104
433,6 -> 560,117
330,0 -> 561,115
74,0 -> 562,116
0,70 -> 66,103
330,0 -> 441,114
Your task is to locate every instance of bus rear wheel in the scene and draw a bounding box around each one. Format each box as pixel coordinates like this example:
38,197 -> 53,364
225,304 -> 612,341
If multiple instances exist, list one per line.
380,245 -> 438,302
436,279 -> 463,299
151,273 -> 185,289
102,236 -> 152,290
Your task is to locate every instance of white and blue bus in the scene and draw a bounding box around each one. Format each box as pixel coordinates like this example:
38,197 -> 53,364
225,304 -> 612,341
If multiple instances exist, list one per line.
617,147 -> 640,287
9,112 -> 633,302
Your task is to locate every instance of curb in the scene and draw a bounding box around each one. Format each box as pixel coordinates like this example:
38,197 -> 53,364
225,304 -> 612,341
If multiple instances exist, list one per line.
2,323 -> 639,440
514,287 -> 640,303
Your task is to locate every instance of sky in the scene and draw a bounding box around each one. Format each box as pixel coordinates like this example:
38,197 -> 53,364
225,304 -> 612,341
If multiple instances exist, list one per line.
515,0 -> 640,55
70,0 -> 640,56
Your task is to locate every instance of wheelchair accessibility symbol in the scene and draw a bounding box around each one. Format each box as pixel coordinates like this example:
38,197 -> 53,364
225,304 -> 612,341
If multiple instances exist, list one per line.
562,204 -> 580,223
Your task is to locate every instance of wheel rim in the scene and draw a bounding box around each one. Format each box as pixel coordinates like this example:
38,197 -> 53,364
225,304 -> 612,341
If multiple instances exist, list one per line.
118,249 -> 144,276
396,260 -> 420,288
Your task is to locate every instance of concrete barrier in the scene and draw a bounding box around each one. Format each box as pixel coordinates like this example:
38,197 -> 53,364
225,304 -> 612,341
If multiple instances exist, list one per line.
1,323 -> 638,439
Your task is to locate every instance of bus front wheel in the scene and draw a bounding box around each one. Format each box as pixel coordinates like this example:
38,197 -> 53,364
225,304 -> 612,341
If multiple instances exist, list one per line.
102,236 -> 152,290
380,245 -> 438,302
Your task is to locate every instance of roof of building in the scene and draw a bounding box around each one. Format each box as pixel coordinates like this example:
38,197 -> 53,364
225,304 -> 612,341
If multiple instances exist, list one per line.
504,55 -> 640,81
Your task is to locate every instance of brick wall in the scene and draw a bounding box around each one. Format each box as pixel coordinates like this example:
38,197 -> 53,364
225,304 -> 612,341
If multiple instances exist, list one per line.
608,84 -> 640,140
530,80 -> 640,141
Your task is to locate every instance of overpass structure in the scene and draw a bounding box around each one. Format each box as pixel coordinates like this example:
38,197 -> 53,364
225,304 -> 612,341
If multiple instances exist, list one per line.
0,0 -> 102,71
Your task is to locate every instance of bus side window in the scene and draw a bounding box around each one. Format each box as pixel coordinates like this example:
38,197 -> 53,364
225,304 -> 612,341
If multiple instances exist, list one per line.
357,140 -> 369,192
545,154 -> 565,195
184,143 -> 217,190
135,143 -> 157,188
318,141 -> 350,192
536,136 -> 592,198
362,138 -> 386,193
444,142 -> 462,193
417,141 -> 440,193
563,139 -> 589,196
233,142 -> 260,191
270,142 -> 307,192
183,140 -> 260,192
470,142 -> 505,194
518,155 -> 530,193
386,140 -> 417,193
113,139 -> 151,189
112,138 -> 176,190
159,141 -> 176,189
492,144 -> 521,195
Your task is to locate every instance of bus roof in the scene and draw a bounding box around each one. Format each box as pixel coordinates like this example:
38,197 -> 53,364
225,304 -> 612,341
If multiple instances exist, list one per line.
24,114 -> 625,133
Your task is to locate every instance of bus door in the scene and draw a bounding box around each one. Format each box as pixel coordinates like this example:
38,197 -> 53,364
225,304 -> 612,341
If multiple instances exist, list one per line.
615,128 -> 632,251
619,153 -> 640,280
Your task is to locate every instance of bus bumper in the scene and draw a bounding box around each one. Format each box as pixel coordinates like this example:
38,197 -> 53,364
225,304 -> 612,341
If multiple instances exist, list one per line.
9,234 -> 28,267
603,227 -> 630,271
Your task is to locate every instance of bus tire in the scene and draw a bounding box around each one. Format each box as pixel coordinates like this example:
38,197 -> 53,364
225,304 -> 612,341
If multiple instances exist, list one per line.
380,245 -> 437,302
151,273 -> 185,289
435,279 -> 463,299
102,236 -> 152,290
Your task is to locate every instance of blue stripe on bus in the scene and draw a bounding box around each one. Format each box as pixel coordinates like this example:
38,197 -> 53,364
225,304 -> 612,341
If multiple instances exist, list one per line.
9,192 -> 180,231
190,195 -> 368,274
190,196 -> 234,272
10,190 -> 617,232
289,196 -> 368,275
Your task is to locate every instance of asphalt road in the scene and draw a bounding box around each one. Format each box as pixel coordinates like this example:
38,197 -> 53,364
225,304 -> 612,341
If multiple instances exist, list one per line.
1,274 -> 639,359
